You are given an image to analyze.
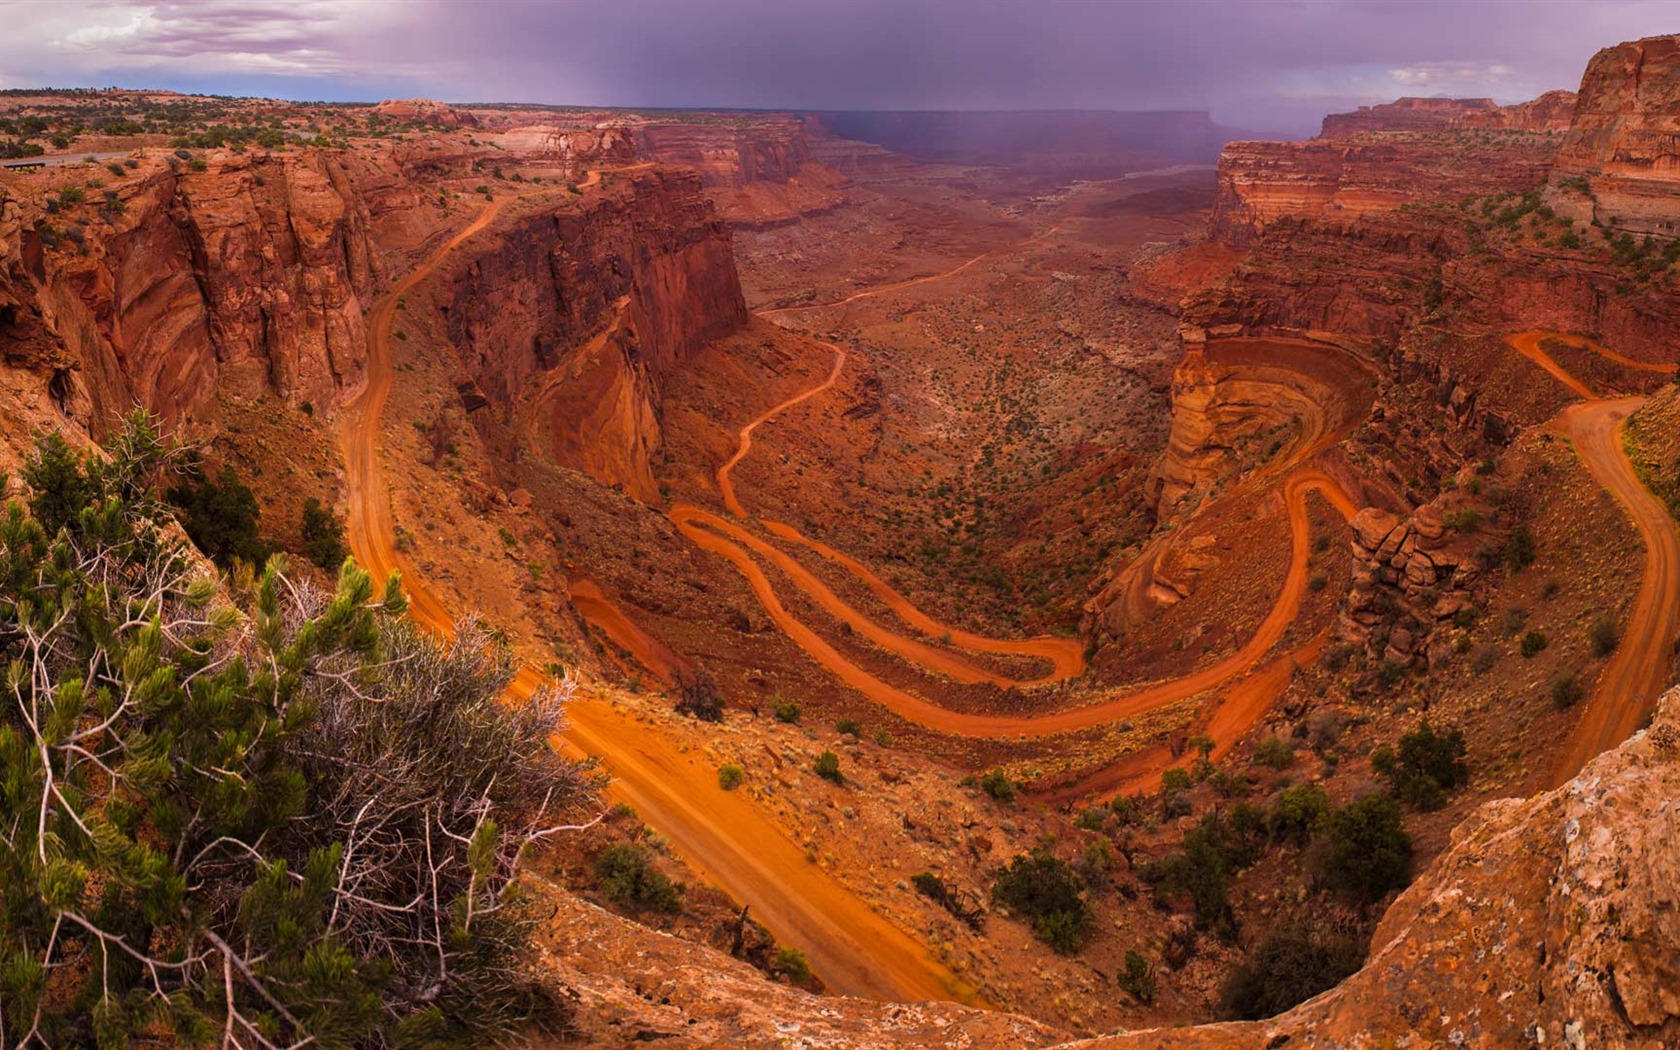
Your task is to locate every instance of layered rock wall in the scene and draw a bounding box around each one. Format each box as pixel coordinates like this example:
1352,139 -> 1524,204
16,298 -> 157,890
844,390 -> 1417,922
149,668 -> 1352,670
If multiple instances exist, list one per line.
444,169 -> 747,501
1547,34 -> 1680,238
0,147 -> 432,438
634,118 -> 847,228
1320,96 -> 1498,137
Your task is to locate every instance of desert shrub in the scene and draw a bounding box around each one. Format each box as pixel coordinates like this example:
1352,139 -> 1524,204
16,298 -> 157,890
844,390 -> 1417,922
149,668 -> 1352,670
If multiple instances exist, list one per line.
774,947 -> 812,985
167,461 -> 274,568
1520,629 -> 1549,658
1219,923 -> 1363,1020
992,851 -> 1092,954
1590,615 -> 1621,657
1471,644 -> 1500,675
1252,735 -> 1296,770
1161,767 -> 1192,793
979,767 -> 1017,802
718,763 -> 745,790
1118,950 -> 1157,1004
1550,672 -> 1585,709
1504,524 -> 1536,569
1306,708 -> 1347,753
1144,810 -> 1259,934
1110,794 -> 1144,826
300,495 -> 347,569
911,871 -> 985,931
813,750 -> 843,783
834,717 -> 861,736
1268,783 -> 1331,844
1501,606 -> 1530,635
1316,794 -> 1412,905
595,842 -> 683,914
772,697 -> 802,723
674,668 -> 725,721
1375,659 -> 1408,689
1,419 -> 590,1047
1371,721 -> 1469,810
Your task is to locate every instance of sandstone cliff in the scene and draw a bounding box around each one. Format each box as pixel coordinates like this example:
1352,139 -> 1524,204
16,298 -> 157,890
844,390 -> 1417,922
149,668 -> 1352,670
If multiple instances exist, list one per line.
1547,34 -> 1680,238
372,97 -> 480,128
1320,96 -> 1498,137
1460,89 -> 1579,133
1208,135 -> 1552,249
0,146 -> 436,442
443,168 -> 747,501
634,117 -> 848,228
1069,686 -> 1680,1049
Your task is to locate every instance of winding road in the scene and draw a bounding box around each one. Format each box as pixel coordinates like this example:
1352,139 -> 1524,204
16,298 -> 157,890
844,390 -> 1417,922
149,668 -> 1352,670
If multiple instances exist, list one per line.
1504,332 -> 1680,784
339,189 -> 1675,1006
339,195 -> 973,1003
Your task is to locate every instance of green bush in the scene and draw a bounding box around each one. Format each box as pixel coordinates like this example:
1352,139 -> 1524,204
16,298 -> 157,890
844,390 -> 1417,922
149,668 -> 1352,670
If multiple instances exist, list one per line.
835,717 -> 861,736
1118,950 -> 1157,1004
1161,767 -> 1192,793
772,697 -> 802,723
594,842 -> 683,914
718,763 -> 745,790
1520,629 -> 1549,658
300,495 -> 347,569
979,767 -> 1017,803
1590,616 -> 1620,657
167,461 -> 274,567
1504,525 -> 1536,569
1550,672 -> 1585,709
774,947 -> 812,985
1268,783 -> 1330,844
1,417 -> 588,1047
1371,720 -> 1469,810
1144,810 -> 1260,934
1252,736 -> 1296,770
992,851 -> 1092,954
1219,923 -> 1363,1020
813,750 -> 843,784
1316,794 -> 1412,904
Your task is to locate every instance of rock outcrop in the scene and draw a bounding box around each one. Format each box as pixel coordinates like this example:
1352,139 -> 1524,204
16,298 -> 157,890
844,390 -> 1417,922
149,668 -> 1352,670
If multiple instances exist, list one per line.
1320,96 -> 1499,137
0,146 -> 435,436
1209,135 -> 1552,249
372,97 -> 480,128
635,117 -> 848,227
1460,89 -> 1579,133
1069,686 -> 1680,1049
1547,34 -> 1680,238
443,169 -> 747,501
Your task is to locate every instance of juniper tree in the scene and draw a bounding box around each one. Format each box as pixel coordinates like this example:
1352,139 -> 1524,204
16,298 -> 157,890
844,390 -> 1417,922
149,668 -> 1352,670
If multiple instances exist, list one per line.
0,416 -> 596,1048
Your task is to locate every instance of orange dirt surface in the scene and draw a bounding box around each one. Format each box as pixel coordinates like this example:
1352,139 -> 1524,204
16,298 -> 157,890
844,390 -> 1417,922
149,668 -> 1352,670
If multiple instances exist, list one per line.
667,315 -> 1360,737
340,191 -> 972,1004
1503,332 -> 1680,783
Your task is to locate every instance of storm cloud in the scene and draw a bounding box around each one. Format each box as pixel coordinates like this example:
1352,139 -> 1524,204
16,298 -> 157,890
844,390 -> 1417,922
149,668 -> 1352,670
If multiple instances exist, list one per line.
3,0 -> 1676,133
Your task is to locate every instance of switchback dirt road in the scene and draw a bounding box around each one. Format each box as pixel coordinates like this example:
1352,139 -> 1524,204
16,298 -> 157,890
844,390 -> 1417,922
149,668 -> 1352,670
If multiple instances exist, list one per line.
339,197 -> 971,1003
1505,332 -> 1680,784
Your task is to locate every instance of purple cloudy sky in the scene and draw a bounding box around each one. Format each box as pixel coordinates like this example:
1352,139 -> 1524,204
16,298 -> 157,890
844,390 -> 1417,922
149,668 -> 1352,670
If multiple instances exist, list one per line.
3,0 -> 1676,134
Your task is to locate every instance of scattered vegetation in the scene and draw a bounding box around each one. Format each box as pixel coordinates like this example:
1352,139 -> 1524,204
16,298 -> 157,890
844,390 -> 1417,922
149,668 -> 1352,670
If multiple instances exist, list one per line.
813,750 -> 843,784
1371,721 -> 1469,810
991,850 -> 1092,954
979,767 -> 1018,803
1316,794 -> 1413,905
1220,922 -> 1363,1020
2,416 -> 590,1046
300,495 -> 347,569
594,842 -> 683,914
718,763 -> 745,790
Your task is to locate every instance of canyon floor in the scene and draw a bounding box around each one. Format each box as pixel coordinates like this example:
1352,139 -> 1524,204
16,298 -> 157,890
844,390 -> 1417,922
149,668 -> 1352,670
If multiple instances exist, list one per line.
4,50 -> 1680,1045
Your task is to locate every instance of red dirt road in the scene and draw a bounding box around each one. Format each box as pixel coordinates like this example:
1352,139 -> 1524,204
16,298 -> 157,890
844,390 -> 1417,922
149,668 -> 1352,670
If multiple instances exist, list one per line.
340,197 -> 972,1003
1503,332 -> 1680,784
